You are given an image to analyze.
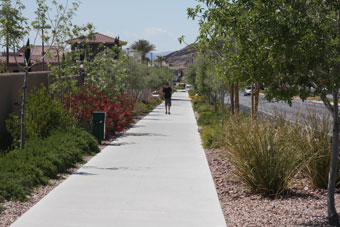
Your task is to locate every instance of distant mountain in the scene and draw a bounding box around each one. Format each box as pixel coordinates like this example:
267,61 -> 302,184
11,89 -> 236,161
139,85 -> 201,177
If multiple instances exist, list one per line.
164,45 -> 197,67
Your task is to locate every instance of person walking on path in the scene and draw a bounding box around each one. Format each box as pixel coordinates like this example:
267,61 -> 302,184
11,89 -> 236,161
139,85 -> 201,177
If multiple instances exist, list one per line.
162,82 -> 172,114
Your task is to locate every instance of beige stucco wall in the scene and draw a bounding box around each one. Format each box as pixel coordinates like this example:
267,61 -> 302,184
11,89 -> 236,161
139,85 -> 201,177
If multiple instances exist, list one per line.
0,71 -> 49,135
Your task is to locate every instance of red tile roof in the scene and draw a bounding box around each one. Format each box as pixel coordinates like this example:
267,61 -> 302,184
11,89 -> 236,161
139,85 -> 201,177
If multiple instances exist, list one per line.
0,45 -> 65,64
17,45 -> 64,56
68,32 -> 118,44
170,65 -> 187,70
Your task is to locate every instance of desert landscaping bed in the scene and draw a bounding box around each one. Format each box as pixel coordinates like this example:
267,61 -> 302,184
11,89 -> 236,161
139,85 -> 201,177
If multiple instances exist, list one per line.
0,155 -> 93,227
0,112 -> 151,227
205,148 -> 340,226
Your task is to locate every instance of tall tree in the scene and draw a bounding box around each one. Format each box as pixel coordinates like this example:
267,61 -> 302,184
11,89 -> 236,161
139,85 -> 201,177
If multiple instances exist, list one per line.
45,0 -> 80,99
0,0 -> 28,72
255,2 -> 340,224
157,55 -> 165,67
189,0 -> 340,225
14,0 -> 80,149
130,39 -> 155,63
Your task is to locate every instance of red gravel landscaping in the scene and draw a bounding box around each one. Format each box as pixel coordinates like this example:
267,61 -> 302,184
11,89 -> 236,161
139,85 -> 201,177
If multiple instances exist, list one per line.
205,148 -> 340,227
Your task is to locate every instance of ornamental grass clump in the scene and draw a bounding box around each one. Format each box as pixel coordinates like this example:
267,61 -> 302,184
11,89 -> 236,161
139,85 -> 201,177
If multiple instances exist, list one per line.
299,111 -> 334,189
223,116 -> 303,197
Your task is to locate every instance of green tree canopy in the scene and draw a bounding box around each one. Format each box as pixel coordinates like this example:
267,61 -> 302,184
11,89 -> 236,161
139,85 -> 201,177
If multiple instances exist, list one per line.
0,0 -> 28,71
187,0 -> 340,224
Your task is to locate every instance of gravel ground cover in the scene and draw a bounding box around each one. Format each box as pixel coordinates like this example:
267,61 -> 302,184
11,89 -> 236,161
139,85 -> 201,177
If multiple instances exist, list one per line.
205,148 -> 340,227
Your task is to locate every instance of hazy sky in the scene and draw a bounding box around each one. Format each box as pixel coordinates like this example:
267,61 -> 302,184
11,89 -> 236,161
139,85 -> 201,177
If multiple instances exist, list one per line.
20,0 -> 200,53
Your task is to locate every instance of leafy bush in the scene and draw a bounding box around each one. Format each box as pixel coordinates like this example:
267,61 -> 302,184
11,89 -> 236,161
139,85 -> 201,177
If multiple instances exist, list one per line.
175,83 -> 185,89
188,89 -> 196,97
197,111 -> 220,126
6,87 -> 75,148
146,96 -> 162,107
201,124 -> 225,149
0,127 -> 99,201
133,102 -> 148,116
191,96 -> 204,111
196,103 -> 215,113
223,116 -> 303,197
64,85 -> 134,137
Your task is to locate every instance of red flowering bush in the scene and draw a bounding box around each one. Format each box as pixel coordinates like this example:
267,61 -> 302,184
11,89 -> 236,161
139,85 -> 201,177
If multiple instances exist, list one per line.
64,85 -> 134,138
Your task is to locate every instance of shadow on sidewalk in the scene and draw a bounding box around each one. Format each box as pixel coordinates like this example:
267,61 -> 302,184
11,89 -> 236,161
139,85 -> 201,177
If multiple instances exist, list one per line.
171,98 -> 190,102
73,172 -> 97,176
121,132 -> 166,137
105,142 -> 136,147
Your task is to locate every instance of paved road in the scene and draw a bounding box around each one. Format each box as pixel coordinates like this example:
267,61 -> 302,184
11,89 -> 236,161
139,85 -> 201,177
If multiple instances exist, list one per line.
226,93 -> 331,122
12,91 -> 226,227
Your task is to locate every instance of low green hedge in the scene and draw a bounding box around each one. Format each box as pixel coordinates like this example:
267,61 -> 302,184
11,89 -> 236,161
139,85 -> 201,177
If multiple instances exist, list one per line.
0,127 -> 99,202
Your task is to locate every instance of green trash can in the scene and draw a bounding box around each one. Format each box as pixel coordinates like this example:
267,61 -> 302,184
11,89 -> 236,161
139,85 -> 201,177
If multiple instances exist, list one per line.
92,112 -> 106,143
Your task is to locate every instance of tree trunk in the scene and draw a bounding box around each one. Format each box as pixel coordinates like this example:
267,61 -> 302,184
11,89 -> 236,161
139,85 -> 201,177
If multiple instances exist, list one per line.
6,35 -> 9,72
254,83 -> 260,119
214,94 -> 218,113
328,12 -> 340,226
231,84 -> 235,115
57,49 -> 63,101
251,82 -> 254,119
221,82 -> 225,126
328,90 -> 340,226
235,84 -> 239,115
20,68 -> 28,149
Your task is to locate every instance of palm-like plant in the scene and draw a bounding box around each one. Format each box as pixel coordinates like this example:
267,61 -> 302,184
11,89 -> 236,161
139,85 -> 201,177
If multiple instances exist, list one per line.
130,39 -> 155,63
157,56 -> 165,66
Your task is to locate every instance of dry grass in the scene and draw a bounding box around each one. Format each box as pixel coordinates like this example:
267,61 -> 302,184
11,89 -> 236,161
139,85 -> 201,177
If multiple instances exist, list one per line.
222,116 -> 304,197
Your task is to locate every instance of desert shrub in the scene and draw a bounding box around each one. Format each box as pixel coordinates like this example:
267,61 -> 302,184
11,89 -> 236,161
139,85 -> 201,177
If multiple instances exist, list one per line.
0,127 -> 99,201
5,87 -> 75,148
201,124 -> 225,149
223,116 -> 303,197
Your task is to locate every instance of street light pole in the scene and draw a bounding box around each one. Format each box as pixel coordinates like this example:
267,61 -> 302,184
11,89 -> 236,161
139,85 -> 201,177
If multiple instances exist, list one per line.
150,52 -> 153,66
42,27 -> 45,71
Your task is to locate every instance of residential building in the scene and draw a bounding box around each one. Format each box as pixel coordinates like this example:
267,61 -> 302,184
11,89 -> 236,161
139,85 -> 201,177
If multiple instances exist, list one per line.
67,32 -> 127,61
0,45 -> 64,72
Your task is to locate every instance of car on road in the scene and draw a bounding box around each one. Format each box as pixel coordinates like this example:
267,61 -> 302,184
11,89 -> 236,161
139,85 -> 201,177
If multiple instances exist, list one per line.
244,86 -> 252,96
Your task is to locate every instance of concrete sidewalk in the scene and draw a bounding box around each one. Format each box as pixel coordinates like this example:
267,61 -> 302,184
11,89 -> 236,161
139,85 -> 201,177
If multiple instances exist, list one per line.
12,91 -> 226,227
